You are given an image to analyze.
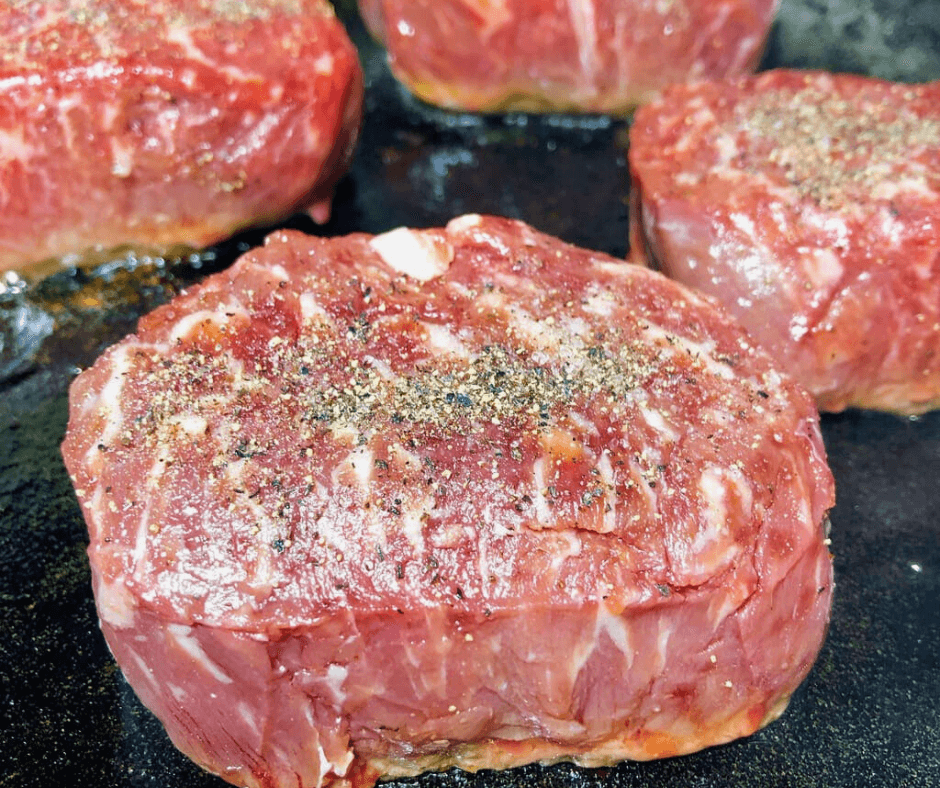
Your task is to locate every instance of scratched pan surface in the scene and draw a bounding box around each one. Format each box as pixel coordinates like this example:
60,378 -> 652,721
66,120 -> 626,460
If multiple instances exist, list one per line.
1,1 -> 939,786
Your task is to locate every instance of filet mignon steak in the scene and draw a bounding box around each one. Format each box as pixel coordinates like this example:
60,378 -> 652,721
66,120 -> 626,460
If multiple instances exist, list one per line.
629,69 -> 940,414
359,0 -> 778,114
0,0 -> 363,273
62,215 -> 835,788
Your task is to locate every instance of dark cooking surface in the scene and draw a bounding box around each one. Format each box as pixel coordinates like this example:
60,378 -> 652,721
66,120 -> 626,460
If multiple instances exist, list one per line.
1,1 -> 939,786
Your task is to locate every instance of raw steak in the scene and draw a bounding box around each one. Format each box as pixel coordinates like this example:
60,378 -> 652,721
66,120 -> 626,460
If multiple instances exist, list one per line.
629,69 -> 940,414
358,0 -> 778,114
62,215 -> 835,788
0,0 -> 363,273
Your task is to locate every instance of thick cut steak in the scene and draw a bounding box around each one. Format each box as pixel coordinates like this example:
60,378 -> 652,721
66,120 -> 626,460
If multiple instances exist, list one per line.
629,69 -> 940,415
358,0 -> 777,114
62,216 -> 834,788
0,0 -> 362,273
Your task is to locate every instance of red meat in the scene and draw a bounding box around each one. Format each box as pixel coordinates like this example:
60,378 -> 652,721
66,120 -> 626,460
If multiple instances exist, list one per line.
629,69 -> 940,415
358,0 -> 778,114
62,216 -> 834,788
0,0 -> 363,273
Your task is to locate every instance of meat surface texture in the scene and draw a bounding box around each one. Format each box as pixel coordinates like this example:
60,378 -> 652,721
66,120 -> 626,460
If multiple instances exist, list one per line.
0,0 -> 363,273
62,215 -> 835,788
358,0 -> 778,114
629,69 -> 940,415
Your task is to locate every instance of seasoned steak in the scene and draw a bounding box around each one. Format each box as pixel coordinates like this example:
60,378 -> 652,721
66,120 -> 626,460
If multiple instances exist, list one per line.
629,69 -> 940,414
62,216 -> 835,788
358,0 -> 778,114
0,0 -> 362,273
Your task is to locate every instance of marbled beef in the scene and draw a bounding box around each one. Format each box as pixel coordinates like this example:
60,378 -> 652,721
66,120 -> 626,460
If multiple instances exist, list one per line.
62,215 -> 834,788
0,0 -> 362,273
629,69 -> 940,414
358,0 -> 778,114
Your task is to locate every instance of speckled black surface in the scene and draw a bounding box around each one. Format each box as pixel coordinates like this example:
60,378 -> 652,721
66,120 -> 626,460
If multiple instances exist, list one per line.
1,1 -> 939,786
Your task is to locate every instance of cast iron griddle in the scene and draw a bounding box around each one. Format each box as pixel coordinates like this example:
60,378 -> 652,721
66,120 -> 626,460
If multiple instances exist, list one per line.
1,1 -> 939,786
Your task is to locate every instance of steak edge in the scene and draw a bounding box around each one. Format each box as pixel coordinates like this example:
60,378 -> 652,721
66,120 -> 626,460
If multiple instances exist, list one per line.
62,215 -> 835,788
0,0 -> 363,273
629,69 -> 940,414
